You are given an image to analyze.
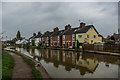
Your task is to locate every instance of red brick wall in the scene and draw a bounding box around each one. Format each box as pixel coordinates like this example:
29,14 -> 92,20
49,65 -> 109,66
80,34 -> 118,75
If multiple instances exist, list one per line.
51,36 -> 60,47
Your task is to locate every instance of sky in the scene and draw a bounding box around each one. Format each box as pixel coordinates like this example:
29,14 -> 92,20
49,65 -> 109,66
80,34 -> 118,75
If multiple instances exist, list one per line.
1,1 -> 119,40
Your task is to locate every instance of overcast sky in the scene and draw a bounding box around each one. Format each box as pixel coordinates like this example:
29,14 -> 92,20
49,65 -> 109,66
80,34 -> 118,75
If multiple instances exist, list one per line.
2,2 -> 119,40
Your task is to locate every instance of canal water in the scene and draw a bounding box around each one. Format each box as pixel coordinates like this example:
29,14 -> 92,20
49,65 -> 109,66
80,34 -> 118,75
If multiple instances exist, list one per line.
16,47 -> 119,78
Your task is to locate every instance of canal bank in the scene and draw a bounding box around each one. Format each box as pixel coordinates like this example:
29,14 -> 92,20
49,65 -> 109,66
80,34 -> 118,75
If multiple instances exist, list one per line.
31,47 -> 120,57
5,49 -> 51,79
15,51 -> 51,79
15,47 -> 119,78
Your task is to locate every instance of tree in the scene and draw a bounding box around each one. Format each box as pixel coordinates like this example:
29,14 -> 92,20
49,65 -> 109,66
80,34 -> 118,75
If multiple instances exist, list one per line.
77,40 -> 79,48
16,30 -> 21,40
25,42 -> 30,48
32,39 -> 35,46
105,40 -> 115,44
111,36 -> 115,40
107,35 -> 111,40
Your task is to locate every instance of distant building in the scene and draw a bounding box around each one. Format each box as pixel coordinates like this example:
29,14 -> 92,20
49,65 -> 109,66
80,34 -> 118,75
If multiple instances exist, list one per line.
34,32 -> 42,46
29,33 -> 36,45
113,33 -> 120,42
15,37 -> 28,45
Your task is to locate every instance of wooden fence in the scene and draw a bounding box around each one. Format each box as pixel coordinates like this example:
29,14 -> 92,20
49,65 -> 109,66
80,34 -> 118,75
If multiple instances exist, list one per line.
82,44 -> 120,51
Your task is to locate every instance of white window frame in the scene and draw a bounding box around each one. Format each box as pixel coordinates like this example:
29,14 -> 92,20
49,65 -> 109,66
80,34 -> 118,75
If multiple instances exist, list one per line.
63,35 -> 65,40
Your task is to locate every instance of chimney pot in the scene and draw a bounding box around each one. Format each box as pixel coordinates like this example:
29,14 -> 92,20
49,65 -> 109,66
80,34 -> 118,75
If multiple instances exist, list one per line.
80,22 -> 86,28
54,27 -> 59,32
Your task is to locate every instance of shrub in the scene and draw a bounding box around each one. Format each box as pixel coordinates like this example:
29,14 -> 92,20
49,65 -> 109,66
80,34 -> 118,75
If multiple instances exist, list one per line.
105,40 -> 115,44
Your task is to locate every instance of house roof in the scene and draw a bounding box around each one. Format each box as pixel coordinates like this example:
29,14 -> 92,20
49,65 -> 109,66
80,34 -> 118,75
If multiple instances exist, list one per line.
50,30 -> 65,37
73,25 -> 100,35
34,34 -> 42,38
41,32 -> 53,37
61,27 -> 78,35
29,36 -> 36,40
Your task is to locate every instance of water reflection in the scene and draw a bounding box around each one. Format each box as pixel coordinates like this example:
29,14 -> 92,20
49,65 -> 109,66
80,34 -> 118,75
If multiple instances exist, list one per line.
16,47 -> 119,78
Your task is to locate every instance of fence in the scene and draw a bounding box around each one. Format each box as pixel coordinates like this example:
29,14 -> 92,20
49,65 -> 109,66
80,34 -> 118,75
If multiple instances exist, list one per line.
82,44 -> 120,51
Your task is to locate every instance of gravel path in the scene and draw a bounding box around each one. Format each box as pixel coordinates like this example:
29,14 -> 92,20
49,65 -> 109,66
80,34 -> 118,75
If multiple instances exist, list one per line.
7,51 -> 33,78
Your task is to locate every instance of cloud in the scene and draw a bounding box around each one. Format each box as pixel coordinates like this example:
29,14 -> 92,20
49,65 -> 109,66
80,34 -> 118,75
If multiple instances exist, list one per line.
2,0 -> 120,2
2,2 -> 118,40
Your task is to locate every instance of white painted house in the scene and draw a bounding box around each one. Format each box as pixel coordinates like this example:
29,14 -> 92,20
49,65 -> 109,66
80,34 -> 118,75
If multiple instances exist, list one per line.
35,34 -> 42,46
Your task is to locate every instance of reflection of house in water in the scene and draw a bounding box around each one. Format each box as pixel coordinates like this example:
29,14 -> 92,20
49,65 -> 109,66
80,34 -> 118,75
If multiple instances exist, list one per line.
27,49 -> 99,75
75,54 -> 99,73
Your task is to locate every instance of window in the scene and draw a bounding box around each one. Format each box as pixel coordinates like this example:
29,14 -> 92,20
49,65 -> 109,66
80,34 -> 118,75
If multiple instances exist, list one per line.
87,35 -> 89,38
63,41 -> 65,46
78,35 -> 82,38
72,34 -> 75,40
94,35 -> 96,38
58,36 -> 59,40
63,35 -> 65,40
47,37 -> 48,40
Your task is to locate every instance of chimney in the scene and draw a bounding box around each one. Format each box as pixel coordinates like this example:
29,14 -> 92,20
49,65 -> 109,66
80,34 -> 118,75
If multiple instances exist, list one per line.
33,33 -> 36,36
65,24 -> 71,30
68,24 -> 71,29
44,31 -> 49,34
38,32 -> 41,35
54,27 -> 59,32
80,22 -> 86,28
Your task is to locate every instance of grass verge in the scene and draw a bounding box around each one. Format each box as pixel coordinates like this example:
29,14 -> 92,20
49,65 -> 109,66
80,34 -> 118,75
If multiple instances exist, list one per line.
2,50 -> 14,79
9,50 -> 42,79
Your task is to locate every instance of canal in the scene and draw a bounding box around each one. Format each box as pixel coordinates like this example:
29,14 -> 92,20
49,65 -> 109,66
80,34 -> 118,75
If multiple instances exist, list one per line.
16,47 -> 119,78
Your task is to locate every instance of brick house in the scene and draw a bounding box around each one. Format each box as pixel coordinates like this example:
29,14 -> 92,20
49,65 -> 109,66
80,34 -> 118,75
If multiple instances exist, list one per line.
50,27 -> 64,47
41,31 -> 53,46
61,24 -> 77,48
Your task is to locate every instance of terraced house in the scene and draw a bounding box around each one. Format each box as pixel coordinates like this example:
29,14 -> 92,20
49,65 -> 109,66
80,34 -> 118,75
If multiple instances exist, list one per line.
61,24 -> 77,48
29,22 -> 102,47
41,31 -> 53,46
50,27 -> 64,47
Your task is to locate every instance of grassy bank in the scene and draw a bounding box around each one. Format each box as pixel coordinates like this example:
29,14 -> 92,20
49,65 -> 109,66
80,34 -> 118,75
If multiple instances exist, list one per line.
10,50 -> 42,79
0,53 -> 2,79
2,51 -> 14,79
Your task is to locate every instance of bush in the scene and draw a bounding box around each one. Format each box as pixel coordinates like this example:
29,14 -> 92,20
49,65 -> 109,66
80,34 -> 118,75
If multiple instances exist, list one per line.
32,39 -> 35,46
72,46 -> 76,49
105,40 -> 115,44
